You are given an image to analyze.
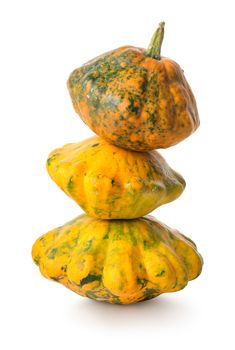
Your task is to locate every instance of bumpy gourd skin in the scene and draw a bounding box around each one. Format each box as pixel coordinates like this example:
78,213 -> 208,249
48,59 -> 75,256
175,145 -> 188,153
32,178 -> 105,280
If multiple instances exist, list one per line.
46,136 -> 185,219
32,214 -> 203,304
67,47 -> 199,151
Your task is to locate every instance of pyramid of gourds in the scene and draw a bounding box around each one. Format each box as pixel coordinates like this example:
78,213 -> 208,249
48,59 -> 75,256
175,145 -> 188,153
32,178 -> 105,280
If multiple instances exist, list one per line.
32,23 -> 203,304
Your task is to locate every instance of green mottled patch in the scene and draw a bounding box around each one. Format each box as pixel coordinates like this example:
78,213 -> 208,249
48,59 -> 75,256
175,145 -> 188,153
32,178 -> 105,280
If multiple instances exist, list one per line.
128,226 -> 138,245
143,288 -> 158,300
144,288 -> 157,295
92,207 -> 107,216
143,240 -> 151,249
67,176 -> 75,192
146,170 -> 154,180
47,154 -> 59,166
137,278 -> 148,288
111,295 -> 122,304
85,290 -> 99,300
79,274 -> 102,287
112,222 -> 124,241
147,112 -> 158,126
148,74 -> 159,98
47,248 -> 59,259
38,236 -> 48,245
33,255 -> 40,265
152,183 -> 164,192
172,278 -> 178,288
50,275 -> 65,282
127,95 -> 142,114
156,270 -> 165,277
91,143 -> 100,147
61,265 -> 67,272
82,239 -> 93,252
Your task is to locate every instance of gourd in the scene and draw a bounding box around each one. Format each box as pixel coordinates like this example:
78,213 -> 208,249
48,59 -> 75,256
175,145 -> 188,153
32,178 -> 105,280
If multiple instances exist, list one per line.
32,214 -> 203,305
67,22 -> 199,151
47,136 -> 185,219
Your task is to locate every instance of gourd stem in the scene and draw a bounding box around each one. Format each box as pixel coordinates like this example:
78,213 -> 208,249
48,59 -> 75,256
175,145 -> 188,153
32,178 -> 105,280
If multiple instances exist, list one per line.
146,22 -> 165,60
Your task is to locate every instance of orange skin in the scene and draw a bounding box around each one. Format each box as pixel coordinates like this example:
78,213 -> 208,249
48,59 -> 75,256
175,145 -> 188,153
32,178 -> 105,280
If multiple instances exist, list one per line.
67,24 -> 199,151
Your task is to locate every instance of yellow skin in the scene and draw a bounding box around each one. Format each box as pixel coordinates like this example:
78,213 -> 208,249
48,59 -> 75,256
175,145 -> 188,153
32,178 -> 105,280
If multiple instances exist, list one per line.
47,136 -> 185,219
32,214 -> 203,304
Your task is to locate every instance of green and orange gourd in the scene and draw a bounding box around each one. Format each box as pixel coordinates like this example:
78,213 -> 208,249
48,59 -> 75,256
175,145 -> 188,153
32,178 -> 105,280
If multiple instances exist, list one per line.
32,22 -> 203,305
67,22 -> 199,151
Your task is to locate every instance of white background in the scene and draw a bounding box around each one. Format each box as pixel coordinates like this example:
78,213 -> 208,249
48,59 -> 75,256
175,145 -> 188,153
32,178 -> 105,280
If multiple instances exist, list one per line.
1,0 -> 234,349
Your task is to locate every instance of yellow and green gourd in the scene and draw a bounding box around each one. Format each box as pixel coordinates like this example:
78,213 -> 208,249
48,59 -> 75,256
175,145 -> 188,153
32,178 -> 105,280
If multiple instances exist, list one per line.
32,22 -> 202,305
46,136 -> 185,219
32,214 -> 203,304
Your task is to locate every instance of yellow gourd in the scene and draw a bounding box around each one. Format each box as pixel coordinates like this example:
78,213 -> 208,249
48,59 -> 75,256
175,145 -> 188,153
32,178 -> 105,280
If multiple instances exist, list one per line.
47,136 -> 185,219
32,214 -> 203,304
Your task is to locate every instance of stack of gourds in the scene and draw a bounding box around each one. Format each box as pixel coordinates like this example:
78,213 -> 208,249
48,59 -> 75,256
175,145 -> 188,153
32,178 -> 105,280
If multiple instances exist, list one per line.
32,23 -> 203,304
